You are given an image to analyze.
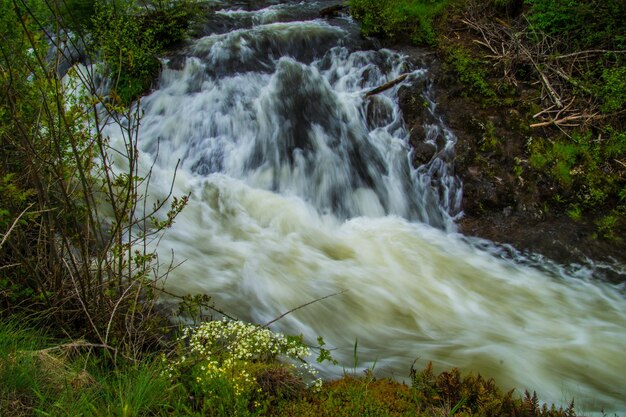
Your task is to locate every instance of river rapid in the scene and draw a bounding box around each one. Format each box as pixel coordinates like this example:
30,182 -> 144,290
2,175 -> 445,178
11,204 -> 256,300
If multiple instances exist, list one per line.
103,0 -> 626,412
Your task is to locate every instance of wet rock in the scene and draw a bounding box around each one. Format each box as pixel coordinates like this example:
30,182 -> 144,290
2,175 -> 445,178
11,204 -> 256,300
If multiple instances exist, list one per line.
320,4 -> 348,19
365,96 -> 394,129
411,140 -> 437,166
398,81 -> 441,164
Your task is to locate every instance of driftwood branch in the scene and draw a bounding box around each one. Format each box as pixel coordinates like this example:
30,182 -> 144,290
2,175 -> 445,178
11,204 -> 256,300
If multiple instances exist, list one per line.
364,74 -> 409,98
551,66 -> 594,96
529,113 -> 593,128
531,61 -> 562,108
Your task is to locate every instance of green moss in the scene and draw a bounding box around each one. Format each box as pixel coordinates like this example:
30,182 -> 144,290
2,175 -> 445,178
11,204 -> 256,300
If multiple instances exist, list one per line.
444,46 -> 496,99
528,128 -> 626,228
479,120 -> 499,151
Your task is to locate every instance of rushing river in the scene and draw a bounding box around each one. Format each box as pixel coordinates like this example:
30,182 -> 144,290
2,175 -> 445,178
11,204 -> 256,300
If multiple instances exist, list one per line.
103,0 -> 626,412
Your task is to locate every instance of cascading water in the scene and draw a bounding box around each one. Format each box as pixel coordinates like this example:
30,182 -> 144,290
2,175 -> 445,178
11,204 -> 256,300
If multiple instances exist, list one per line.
104,0 -> 626,412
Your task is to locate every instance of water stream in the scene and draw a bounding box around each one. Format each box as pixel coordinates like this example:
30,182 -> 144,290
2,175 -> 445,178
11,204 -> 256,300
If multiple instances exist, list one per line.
104,1 -> 626,411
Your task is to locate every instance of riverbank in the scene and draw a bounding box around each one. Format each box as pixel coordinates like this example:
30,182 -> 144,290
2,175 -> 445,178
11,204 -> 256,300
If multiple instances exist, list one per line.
364,1 -> 626,279
0,319 -> 582,417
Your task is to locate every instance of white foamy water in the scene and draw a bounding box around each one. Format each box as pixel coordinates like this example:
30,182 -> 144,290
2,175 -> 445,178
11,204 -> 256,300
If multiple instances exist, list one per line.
104,3 -> 626,412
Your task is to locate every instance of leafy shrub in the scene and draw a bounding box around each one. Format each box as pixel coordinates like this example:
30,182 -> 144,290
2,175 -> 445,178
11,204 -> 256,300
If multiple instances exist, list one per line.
525,0 -> 626,50
92,3 -> 162,105
91,0 -> 200,105
1,0 -> 191,357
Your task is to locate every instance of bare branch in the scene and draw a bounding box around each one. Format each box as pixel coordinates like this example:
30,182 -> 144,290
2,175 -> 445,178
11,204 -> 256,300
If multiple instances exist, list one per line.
529,113 -> 594,128
0,203 -> 34,249
262,290 -> 348,329
551,50 -> 626,60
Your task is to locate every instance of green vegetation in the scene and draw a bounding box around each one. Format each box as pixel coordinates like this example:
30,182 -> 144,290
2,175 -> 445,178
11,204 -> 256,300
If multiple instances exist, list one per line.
164,319 -> 322,415
92,0 -> 201,104
349,0 -> 453,45
0,0 -> 197,355
528,130 -> 623,216
277,363 -> 578,416
443,46 -> 496,100
93,3 -> 164,105
525,0 -> 626,50
0,320 -> 185,416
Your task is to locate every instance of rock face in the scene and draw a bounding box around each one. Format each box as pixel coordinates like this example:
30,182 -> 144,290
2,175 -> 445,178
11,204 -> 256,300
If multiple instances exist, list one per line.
395,46 -> 626,278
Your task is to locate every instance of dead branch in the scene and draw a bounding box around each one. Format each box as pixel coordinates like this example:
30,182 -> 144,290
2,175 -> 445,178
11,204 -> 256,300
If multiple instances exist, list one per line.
529,113 -> 594,128
261,289 -> 348,329
550,66 -> 595,96
551,50 -> 626,60
532,104 -> 557,118
364,74 -> 409,98
534,63 -> 563,108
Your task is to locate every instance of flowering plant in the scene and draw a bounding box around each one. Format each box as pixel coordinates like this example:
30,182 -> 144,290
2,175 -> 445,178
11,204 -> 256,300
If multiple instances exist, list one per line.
165,319 -> 322,414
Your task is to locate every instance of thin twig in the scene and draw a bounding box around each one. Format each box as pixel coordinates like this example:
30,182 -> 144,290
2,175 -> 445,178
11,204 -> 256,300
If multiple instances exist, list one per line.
104,278 -> 140,345
262,290 -> 348,329
156,287 -> 238,320
63,257 -> 106,346
39,340 -> 116,354
0,203 -> 34,249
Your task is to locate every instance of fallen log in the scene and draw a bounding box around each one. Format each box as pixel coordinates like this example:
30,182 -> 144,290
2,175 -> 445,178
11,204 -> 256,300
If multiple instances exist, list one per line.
364,73 -> 409,98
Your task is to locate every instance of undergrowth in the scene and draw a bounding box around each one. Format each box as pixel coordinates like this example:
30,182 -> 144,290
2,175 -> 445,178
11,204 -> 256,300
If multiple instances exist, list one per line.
0,320 -> 586,417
